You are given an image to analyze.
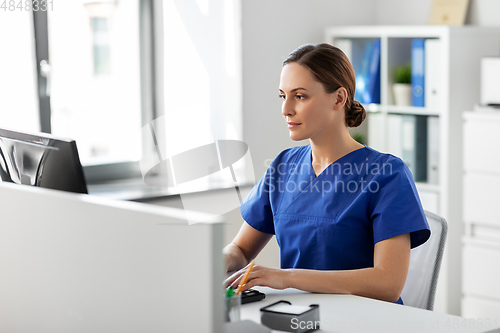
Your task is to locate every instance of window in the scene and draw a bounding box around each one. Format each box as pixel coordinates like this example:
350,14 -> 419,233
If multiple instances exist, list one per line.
91,17 -> 111,75
2,0 -> 243,190
158,0 -> 243,189
48,0 -> 142,168
0,10 -> 40,132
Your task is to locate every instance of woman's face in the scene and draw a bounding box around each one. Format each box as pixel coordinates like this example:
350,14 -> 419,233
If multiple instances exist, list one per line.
279,63 -> 343,142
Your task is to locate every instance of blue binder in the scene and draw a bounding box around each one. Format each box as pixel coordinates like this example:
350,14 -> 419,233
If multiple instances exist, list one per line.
411,39 -> 425,107
365,39 -> 381,104
355,40 -> 381,104
354,41 -> 374,103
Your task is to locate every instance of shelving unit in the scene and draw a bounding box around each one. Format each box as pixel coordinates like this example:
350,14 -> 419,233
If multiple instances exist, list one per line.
365,104 -> 440,116
325,25 -> 500,316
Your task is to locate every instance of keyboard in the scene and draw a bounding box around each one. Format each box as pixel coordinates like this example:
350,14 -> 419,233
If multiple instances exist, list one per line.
241,289 -> 266,304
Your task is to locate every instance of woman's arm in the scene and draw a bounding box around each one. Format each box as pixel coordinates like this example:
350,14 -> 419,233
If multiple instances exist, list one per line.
226,233 -> 410,303
223,222 -> 273,272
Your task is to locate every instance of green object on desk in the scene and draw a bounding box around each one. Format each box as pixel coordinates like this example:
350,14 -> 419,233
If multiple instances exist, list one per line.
226,287 -> 235,322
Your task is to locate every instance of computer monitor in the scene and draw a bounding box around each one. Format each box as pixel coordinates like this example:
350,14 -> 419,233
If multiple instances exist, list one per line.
0,127 -> 88,194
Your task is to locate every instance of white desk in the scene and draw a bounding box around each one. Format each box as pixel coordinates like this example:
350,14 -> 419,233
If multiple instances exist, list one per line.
241,287 -> 500,333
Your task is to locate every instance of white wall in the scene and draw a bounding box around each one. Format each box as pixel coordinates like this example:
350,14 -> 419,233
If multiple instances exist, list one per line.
375,0 -> 434,25
375,0 -> 500,26
466,0 -> 500,26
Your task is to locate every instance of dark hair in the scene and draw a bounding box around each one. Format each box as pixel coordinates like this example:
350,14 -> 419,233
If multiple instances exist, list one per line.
283,43 -> 366,128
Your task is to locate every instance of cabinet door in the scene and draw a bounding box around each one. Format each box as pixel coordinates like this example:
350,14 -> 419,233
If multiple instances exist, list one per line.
463,173 -> 500,226
463,241 -> 500,301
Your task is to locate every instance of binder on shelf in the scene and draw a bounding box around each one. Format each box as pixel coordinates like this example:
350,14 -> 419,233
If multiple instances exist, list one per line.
402,115 -> 427,182
427,116 -> 440,185
411,39 -> 425,107
425,39 -> 442,110
354,41 -> 374,104
367,113 -> 384,152
365,39 -> 381,104
387,114 -> 403,159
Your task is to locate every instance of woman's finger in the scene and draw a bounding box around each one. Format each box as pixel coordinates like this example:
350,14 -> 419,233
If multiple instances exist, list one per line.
239,271 -> 264,292
231,273 -> 246,289
233,270 -> 261,290
226,269 -> 248,289
223,269 -> 243,288
240,278 -> 258,292
224,264 -> 265,289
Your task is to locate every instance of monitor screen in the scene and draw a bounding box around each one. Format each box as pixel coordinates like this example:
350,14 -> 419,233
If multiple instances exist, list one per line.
0,127 -> 88,194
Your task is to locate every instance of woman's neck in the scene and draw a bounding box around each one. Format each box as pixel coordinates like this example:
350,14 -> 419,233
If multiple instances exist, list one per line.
309,130 -> 364,176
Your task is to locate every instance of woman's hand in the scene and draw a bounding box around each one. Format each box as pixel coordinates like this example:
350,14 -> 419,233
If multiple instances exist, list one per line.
223,263 -> 291,292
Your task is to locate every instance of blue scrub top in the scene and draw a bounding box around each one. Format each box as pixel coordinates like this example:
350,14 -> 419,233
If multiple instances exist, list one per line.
240,144 -> 430,304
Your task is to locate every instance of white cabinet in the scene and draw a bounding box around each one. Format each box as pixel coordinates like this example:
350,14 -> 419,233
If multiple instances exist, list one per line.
325,26 -> 500,315
462,111 -> 500,322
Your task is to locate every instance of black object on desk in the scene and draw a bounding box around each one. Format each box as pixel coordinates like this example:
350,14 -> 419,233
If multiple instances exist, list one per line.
260,300 -> 320,333
241,289 -> 266,304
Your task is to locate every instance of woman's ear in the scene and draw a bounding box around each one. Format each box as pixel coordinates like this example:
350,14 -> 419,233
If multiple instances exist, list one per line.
333,87 -> 348,110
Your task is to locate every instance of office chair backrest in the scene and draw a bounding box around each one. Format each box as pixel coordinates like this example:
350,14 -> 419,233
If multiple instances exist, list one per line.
400,210 -> 448,310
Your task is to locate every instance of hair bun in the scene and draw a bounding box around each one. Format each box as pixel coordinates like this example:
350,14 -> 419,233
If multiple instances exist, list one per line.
346,100 -> 366,128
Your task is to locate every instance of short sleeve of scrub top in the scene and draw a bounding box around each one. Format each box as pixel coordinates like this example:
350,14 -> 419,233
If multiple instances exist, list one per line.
240,144 -> 430,274
369,154 -> 430,249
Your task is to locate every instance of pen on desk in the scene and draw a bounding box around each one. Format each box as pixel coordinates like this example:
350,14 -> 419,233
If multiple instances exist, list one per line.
235,261 -> 255,296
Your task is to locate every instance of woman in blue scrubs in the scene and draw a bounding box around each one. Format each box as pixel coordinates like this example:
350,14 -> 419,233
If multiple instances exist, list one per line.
224,43 -> 430,304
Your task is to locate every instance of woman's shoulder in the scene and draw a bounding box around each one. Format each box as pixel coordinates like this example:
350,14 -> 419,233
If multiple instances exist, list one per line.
364,146 -> 406,167
363,146 -> 410,177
